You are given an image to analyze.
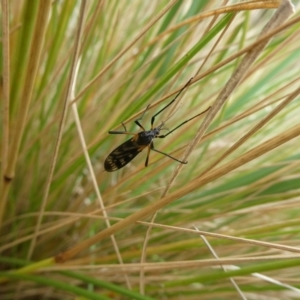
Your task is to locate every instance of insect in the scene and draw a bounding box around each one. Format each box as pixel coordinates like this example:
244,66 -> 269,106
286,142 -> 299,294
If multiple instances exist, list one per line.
104,78 -> 210,172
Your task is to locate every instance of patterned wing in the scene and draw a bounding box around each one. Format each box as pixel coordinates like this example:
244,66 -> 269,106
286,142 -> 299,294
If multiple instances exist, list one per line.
104,136 -> 147,172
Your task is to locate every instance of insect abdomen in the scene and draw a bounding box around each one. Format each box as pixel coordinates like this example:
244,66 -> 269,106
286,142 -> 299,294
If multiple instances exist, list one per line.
104,136 -> 147,172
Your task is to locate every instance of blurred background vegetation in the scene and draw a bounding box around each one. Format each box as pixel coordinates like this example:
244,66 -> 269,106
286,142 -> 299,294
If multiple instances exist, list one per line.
1,0 -> 300,299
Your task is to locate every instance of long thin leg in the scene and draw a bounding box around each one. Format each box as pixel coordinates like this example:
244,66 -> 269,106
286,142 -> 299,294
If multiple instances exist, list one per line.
108,130 -> 137,135
121,122 -> 127,131
135,104 -> 151,130
150,142 -> 187,164
145,145 -> 151,167
151,78 -> 193,128
158,106 -> 211,138
110,104 -> 150,135
108,121 -> 134,134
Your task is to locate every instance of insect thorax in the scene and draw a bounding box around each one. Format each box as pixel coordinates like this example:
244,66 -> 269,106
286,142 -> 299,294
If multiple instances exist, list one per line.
137,128 -> 160,145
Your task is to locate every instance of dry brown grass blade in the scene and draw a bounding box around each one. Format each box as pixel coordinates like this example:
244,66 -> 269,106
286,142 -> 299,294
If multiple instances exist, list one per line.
49,255 -> 300,273
143,0 -> 281,49
198,232 -> 246,299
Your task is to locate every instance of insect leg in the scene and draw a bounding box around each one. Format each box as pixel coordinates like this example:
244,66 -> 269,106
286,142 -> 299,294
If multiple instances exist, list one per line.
150,78 -> 193,128
109,106 -> 148,134
158,106 -> 211,138
109,120 -> 139,135
150,142 -> 187,164
108,129 -> 136,135
109,120 -> 135,134
134,104 -> 151,130
145,144 -> 152,167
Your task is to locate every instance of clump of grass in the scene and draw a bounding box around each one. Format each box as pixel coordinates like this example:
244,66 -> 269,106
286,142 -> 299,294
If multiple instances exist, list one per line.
1,0 -> 300,299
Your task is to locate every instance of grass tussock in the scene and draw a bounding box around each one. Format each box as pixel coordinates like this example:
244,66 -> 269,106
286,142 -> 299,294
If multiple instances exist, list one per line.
1,0 -> 300,299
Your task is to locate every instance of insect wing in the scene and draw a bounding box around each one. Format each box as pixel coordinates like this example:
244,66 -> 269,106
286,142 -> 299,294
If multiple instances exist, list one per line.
104,137 -> 146,172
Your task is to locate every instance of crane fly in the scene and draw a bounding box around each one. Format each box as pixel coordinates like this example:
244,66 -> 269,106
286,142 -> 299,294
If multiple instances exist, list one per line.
104,78 -> 210,172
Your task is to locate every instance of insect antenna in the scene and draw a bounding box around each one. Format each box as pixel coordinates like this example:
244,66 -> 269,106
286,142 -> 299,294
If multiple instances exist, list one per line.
158,106 -> 211,138
150,77 -> 193,129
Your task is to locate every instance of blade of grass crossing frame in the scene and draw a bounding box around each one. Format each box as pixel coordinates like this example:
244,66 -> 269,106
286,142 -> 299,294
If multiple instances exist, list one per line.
123,13 -> 234,120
